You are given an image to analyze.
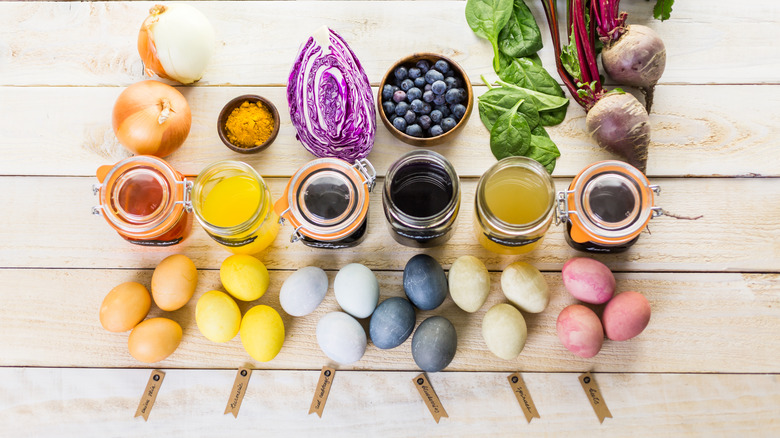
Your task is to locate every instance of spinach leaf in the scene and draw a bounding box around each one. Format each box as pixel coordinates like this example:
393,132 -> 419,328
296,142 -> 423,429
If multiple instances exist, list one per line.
466,0 -> 514,72
526,135 -> 561,173
478,86 -> 539,131
531,124 -> 549,138
498,0 -> 543,59
496,80 -> 569,111
490,100 -> 532,160
538,105 -> 568,126
497,53 -> 565,98
653,0 -> 674,21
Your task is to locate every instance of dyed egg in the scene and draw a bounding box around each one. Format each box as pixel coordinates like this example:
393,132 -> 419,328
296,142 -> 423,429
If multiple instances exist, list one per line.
369,297 -> 416,349
561,257 -> 615,304
99,281 -> 151,332
280,266 -> 329,317
448,255 -> 490,313
151,254 -> 197,311
195,290 -> 241,343
412,316 -> 457,372
316,312 -> 367,364
404,254 -> 448,311
602,291 -> 651,341
220,254 -> 270,302
240,305 -> 285,362
501,262 -> 550,313
482,303 -> 527,360
334,263 -> 379,319
128,317 -> 182,363
556,304 -> 604,358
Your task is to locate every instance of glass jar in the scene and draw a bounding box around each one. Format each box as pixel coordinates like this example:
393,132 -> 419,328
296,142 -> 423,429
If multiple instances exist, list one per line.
556,160 -> 662,253
474,156 -> 555,254
382,150 -> 461,247
275,158 -> 375,249
191,160 -> 279,254
92,155 -> 193,246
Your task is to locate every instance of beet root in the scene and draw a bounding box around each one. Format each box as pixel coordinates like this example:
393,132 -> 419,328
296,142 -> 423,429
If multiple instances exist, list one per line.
586,92 -> 650,172
601,24 -> 666,112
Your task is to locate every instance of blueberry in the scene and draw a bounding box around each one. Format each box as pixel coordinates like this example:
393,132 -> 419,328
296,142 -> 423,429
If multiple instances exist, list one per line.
433,94 -> 446,106
441,117 -> 457,132
407,87 -> 422,102
400,79 -> 414,91
432,80 -> 447,95
393,117 -> 407,132
445,88 -> 463,105
444,77 -> 459,89
424,84 -> 433,92
418,115 -> 432,130
392,90 -> 406,103
382,84 -> 395,101
404,110 -> 417,124
413,77 -> 426,88
415,60 -> 430,74
395,101 -> 409,116
425,69 -> 444,84
383,101 -> 395,116
444,70 -> 455,78
421,103 -> 432,115
434,60 -> 450,74
435,105 -> 451,117
394,67 -> 408,81
410,99 -> 425,113
408,67 -> 421,79
430,125 -> 444,137
422,90 -> 435,103
430,110 -> 443,123
406,124 -> 423,138
451,103 -> 467,120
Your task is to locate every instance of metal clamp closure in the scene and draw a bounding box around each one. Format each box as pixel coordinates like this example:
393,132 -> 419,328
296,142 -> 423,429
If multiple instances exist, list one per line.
649,184 -> 663,218
175,180 -> 194,213
554,190 -> 575,226
353,158 -> 376,192
92,183 -> 103,215
290,225 -> 305,243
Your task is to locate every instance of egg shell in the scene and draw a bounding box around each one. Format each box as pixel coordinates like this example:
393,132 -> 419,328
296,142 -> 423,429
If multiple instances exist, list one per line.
317,311 -> 367,364
482,303 -> 528,360
369,297 -> 416,349
603,291 -> 651,341
240,305 -> 285,362
334,263 -> 379,319
220,254 -> 270,302
151,254 -> 198,311
556,304 -> 604,358
128,317 -> 182,363
280,266 -> 329,317
561,257 -> 615,304
99,281 -> 151,332
412,316 -> 457,372
404,254 -> 448,311
196,290 -> 241,343
448,255 -> 490,313
501,261 -> 550,313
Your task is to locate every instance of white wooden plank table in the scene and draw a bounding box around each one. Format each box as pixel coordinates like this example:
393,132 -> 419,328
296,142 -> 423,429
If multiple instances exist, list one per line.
1,1 -> 779,436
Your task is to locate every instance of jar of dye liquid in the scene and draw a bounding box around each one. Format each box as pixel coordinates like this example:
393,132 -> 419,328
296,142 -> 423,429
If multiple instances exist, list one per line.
92,156 -> 193,246
382,150 -> 461,247
191,161 -> 279,254
275,158 -> 376,249
556,160 -> 662,253
474,156 -> 555,254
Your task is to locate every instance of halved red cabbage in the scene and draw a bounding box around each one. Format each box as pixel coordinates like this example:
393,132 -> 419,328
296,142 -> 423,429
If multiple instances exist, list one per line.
287,26 -> 376,162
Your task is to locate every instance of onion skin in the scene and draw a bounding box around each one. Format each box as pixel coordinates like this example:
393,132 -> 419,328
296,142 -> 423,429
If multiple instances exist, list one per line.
112,80 -> 191,157
602,25 -> 666,111
586,92 -> 650,172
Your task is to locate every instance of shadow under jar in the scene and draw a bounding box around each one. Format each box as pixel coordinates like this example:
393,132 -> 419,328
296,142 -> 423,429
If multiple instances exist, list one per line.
383,150 -> 461,247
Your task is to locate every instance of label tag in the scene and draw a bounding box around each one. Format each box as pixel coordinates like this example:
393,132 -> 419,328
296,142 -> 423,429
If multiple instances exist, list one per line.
413,373 -> 448,423
309,366 -> 335,418
224,367 -> 252,418
507,372 -> 540,423
134,370 -> 165,421
579,372 -> 612,423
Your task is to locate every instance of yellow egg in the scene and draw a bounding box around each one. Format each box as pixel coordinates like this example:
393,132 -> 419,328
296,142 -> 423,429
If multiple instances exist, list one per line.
220,254 -> 269,301
99,281 -> 151,332
128,317 -> 182,363
240,305 -> 284,362
151,254 -> 198,311
196,290 -> 241,343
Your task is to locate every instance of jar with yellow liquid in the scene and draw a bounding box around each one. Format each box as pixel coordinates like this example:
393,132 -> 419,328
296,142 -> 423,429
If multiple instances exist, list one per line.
474,156 -> 555,254
191,161 -> 279,254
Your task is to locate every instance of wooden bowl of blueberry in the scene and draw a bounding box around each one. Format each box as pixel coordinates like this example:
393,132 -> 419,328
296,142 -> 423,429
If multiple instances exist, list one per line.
378,53 -> 473,146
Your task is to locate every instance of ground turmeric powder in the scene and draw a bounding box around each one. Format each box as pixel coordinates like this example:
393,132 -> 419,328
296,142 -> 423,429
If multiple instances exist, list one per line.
224,101 -> 275,148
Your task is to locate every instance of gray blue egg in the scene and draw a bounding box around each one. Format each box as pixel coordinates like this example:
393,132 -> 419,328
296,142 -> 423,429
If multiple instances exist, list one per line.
412,316 -> 457,372
369,297 -> 416,349
403,254 -> 448,310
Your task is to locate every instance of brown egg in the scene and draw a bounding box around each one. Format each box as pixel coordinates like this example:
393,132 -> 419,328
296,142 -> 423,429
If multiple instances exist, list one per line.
128,317 -> 182,363
99,281 -> 151,332
151,254 -> 197,311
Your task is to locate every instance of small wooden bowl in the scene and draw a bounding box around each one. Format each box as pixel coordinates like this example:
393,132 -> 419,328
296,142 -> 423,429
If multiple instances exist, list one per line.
377,53 -> 473,147
217,94 -> 280,154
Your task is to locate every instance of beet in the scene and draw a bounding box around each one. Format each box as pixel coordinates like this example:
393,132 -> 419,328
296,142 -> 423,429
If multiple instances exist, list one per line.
586,92 -> 650,172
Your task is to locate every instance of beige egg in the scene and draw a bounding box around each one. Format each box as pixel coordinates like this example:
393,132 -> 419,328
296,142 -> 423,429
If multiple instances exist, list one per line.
128,317 -> 182,363
151,254 -> 197,311
99,281 -> 151,332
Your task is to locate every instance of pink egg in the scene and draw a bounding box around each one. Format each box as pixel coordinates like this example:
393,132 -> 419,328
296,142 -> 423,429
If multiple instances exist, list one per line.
556,304 -> 604,358
561,257 -> 615,304
603,291 -> 651,341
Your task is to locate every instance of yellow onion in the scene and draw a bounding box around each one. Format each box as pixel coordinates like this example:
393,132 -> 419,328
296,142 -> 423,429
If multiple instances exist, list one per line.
112,80 -> 191,157
138,4 -> 215,85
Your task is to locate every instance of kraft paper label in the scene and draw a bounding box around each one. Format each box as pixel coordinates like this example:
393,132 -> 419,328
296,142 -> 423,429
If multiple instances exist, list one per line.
309,366 -> 335,418
224,367 -> 252,418
134,370 -> 165,421
579,372 -> 612,423
507,373 -> 540,423
413,373 -> 448,423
